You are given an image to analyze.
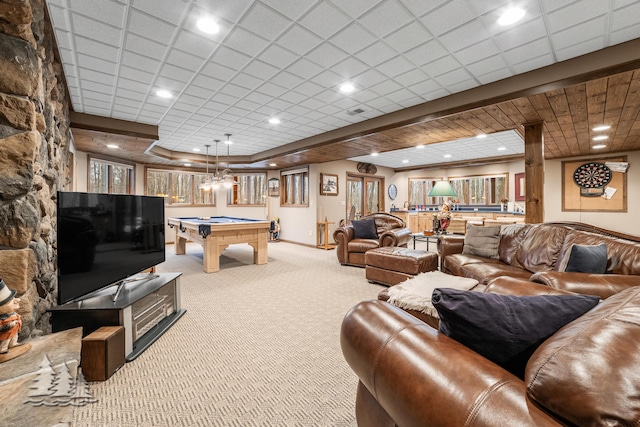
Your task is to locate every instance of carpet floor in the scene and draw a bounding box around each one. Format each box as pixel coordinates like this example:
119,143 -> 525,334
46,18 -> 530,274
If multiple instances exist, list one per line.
71,241 -> 385,426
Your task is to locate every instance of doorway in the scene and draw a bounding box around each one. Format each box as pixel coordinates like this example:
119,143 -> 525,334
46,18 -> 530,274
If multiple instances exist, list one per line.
346,173 -> 384,220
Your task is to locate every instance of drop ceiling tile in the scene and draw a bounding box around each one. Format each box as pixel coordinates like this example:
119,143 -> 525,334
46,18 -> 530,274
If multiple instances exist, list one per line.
297,96 -> 325,110
511,53 -> 554,74
314,88 -> 342,104
226,27 -> 269,57
200,0 -> 252,21
403,39 -> 449,66
278,90 -> 307,104
310,69 -> 343,88
160,64 -> 193,83
299,2 -> 351,39
419,0 -> 476,36
358,1 -> 414,37
355,42 -> 398,67
455,38 -> 500,66
351,89 -> 379,104
113,105 -> 140,116
83,98 -> 111,109
191,74 -> 225,92
446,78 -> 477,93
286,57 -> 322,80
71,13 -> 123,46
230,72 -> 264,90
330,23 -> 375,54
426,55 -> 462,77
385,88 -> 417,103
267,98 -> 294,111
165,49 -> 207,71
611,2 -> 640,31
78,68 -> 115,85
331,56 -> 370,79
493,17 -> 548,51
69,0 -> 126,27
255,82 -> 288,98
468,0 -> 510,15
476,68 -> 513,85
219,83 -> 251,99
115,86 -> 145,101
330,0 -> 382,19
331,96 -> 360,110
540,0 -> 576,13
555,37 -> 605,61
173,30 -> 220,58
258,44 -> 298,69
201,62 -> 236,81
155,76 -> 187,93
385,21 -> 434,53
545,0 -> 609,33
305,43 -> 349,68
121,51 -> 160,74
242,60 -> 280,81
276,25 -> 323,56
370,79 -> 404,96
177,94 -> 207,107
85,107 -> 112,117
124,32 -> 167,59
393,68 -> 430,87
466,54 -> 508,77
354,68 -> 389,87
265,71 -> 302,91
131,0 -> 188,25
57,48 -> 76,66
502,38 -> 551,65
240,2 -> 292,40
259,0 -> 316,21
82,89 -> 113,103
82,79 -> 115,95
127,8 -> 177,44
407,79 -> 442,96
211,46 -> 252,71
610,25 -> 640,45
75,36 -> 119,62
438,19 -> 490,52
552,17 -> 606,51
377,55 -> 416,78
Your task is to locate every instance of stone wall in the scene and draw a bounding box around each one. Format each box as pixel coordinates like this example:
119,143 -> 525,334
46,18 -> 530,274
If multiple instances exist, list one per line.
0,0 -> 72,337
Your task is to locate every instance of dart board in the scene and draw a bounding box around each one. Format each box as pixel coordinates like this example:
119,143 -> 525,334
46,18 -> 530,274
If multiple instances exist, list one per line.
573,162 -> 612,196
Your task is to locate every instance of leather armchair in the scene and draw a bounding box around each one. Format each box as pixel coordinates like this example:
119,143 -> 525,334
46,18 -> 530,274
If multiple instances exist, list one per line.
333,212 -> 411,267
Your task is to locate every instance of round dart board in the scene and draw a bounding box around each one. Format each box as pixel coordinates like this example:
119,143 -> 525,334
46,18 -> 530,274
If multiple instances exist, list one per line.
573,162 -> 612,188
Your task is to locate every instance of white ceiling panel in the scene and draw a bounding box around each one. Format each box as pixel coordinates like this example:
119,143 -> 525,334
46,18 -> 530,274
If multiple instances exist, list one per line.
48,0 -> 640,169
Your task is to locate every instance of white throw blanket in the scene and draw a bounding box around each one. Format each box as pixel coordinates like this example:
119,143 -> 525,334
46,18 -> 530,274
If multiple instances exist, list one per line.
387,271 -> 478,319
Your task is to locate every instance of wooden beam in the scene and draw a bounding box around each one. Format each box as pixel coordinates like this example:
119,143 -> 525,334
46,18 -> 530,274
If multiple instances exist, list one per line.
524,122 -> 544,223
70,112 -> 159,140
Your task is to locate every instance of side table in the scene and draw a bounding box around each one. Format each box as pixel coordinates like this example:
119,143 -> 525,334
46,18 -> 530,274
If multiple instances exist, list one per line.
316,221 -> 337,250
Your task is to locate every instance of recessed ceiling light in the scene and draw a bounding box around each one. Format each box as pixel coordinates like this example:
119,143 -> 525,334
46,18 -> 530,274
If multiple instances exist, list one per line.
192,148 -> 201,152
497,147 -> 507,151
107,144 -> 119,149
592,144 -> 607,149
443,154 -> 452,158
593,135 -> 609,141
416,144 -> 424,149
498,7 -> 525,25
156,89 -> 173,98
476,134 -> 487,139
269,163 -> 277,167
184,163 -> 191,167
593,125 -> 611,131
269,117 -> 281,125
371,152 -> 379,157
197,17 -> 219,34
402,159 -> 409,163
340,82 -> 355,93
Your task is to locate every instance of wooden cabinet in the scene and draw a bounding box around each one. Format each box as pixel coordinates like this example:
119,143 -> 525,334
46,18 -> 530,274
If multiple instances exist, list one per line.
390,211 -> 420,233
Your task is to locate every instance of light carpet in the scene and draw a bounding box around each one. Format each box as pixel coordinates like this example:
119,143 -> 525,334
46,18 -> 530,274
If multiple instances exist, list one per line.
72,241 -> 384,426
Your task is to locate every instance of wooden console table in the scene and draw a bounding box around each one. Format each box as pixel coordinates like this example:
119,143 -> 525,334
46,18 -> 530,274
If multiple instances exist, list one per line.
316,221 -> 337,250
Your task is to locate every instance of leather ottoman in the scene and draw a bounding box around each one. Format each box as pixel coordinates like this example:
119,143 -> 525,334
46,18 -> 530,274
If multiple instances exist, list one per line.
365,247 -> 438,286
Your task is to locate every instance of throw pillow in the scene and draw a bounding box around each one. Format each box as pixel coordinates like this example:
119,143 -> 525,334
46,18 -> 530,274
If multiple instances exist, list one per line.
557,243 -> 607,273
351,218 -> 378,239
432,288 -> 600,379
462,225 -> 501,259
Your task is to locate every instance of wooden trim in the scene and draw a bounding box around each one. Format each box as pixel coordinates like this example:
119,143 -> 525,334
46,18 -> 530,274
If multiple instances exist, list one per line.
524,123 -> 544,223
71,112 -> 159,140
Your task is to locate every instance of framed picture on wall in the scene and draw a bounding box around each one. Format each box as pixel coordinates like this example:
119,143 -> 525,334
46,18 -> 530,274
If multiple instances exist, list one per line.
514,172 -> 525,201
320,173 -> 338,196
268,178 -> 279,197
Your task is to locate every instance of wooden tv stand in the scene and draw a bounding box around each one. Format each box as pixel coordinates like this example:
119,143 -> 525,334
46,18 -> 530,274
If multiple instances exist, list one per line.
49,272 -> 186,361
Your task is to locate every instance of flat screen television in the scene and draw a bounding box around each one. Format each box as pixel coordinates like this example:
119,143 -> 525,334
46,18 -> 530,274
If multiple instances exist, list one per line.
56,191 -> 166,305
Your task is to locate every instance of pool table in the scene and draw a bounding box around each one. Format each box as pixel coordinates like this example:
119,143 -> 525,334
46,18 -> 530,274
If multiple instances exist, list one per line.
167,216 -> 271,273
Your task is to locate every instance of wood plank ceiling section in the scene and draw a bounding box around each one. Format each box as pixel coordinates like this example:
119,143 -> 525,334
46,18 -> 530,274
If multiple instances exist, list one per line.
72,69 -> 640,171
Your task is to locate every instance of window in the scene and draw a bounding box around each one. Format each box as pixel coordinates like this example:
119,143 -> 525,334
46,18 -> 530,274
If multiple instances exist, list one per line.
408,177 -> 441,207
88,157 -> 134,194
449,174 -> 507,205
228,173 -> 267,205
280,168 -> 308,206
146,168 -> 214,205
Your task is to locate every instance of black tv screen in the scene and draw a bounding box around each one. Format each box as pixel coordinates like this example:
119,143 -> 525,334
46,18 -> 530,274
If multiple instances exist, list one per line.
56,191 -> 166,305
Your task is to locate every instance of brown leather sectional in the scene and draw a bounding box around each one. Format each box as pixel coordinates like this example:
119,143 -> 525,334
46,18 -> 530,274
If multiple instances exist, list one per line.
439,221 -> 640,299
341,286 -> 640,426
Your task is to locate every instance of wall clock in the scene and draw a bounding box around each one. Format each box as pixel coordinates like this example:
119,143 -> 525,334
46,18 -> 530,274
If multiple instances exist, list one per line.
388,184 -> 397,200
573,162 -> 612,197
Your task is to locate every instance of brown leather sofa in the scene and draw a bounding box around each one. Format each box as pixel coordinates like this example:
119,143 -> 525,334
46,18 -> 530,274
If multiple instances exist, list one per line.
333,212 -> 411,267
341,285 -> 640,426
439,222 -> 640,299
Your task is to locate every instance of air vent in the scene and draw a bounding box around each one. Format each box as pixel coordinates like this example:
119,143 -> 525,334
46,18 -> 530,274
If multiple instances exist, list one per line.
347,108 -> 365,116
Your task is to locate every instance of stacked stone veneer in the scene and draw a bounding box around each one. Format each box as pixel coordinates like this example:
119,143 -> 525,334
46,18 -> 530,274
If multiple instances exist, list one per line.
0,0 -> 72,337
